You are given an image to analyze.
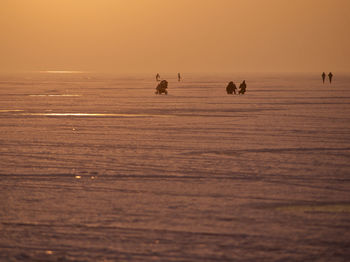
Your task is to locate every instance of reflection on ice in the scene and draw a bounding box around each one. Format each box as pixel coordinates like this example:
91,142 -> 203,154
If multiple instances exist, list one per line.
39,71 -> 84,74
29,94 -> 81,97
0,110 -> 24,112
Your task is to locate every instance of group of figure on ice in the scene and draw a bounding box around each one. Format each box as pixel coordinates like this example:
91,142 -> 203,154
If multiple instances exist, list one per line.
155,72 -> 336,95
226,80 -> 247,95
155,73 -> 180,95
155,75 -> 247,95
322,72 -> 333,84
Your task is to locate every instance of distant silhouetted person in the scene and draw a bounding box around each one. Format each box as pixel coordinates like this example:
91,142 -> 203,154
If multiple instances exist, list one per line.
238,80 -> 247,95
226,81 -> 237,94
322,72 -> 326,83
156,73 -> 160,82
328,72 -> 333,84
178,73 -> 181,82
155,80 -> 168,95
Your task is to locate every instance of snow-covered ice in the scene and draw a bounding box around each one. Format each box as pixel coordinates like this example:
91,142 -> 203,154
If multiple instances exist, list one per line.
0,72 -> 349,261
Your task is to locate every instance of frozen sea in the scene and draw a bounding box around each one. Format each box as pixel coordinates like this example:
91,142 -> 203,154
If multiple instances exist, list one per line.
0,72 -> 349,261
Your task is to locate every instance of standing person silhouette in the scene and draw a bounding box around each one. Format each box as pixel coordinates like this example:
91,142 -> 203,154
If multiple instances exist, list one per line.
322,72 -> 326,83
328,72 -> 333,84
156,73 -> 160,82
178,73 -> 181,82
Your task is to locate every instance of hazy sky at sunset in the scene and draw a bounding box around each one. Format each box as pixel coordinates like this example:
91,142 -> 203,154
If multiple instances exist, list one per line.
1,0 -> 349,73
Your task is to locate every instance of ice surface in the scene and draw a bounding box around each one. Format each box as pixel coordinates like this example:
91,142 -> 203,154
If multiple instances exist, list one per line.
0,73 -> 349,261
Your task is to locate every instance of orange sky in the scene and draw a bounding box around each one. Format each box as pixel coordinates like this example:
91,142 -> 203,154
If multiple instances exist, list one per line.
1,0 -> 349,73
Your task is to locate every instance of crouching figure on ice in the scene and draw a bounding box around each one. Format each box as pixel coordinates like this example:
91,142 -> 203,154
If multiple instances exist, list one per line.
226,81 -> 237,94
238,80 -> 247,95
155,80 -> 168,95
